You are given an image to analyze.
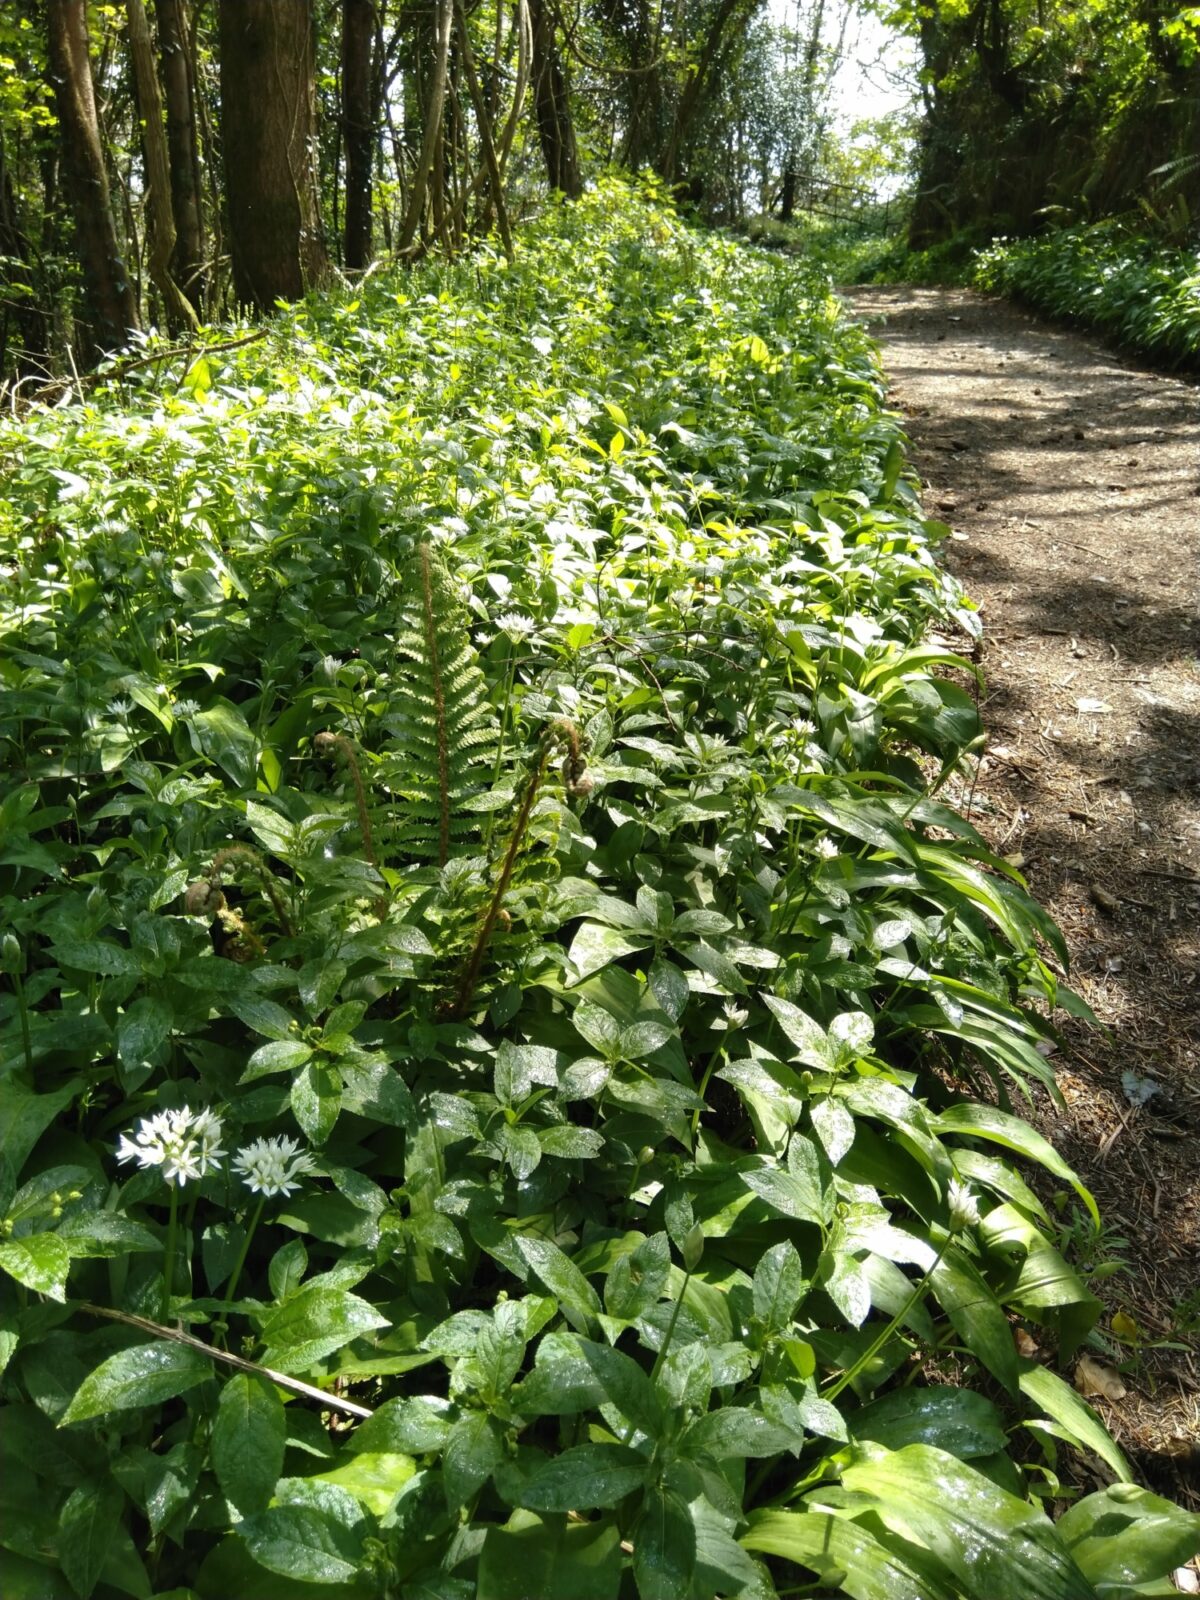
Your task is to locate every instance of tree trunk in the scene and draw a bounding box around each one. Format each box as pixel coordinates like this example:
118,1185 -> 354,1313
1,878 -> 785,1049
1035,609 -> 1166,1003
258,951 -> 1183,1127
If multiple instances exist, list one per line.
45,0 -> 140,358
218,0 -> 328,310
397,0 -> 452,253
341,0 -> 376,268
0,136 -> 48,374
529,0 -> 581,198
779,165 -> 796,221
658,0 -> 757,183
156,0 -> 206,304
127,0 -> 198,330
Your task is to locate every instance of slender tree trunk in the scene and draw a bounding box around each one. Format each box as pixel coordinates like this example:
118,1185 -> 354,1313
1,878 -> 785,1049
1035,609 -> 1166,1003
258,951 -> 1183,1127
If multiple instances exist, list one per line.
659,0 -> 757,183
529,0 -> 581,197
218,0 -> 328,310
779,165 -> 796,221
397,0 -> 452,252
341,0 -> 376,268
128,0 -> 198,329
45,0 -> 140,359
0,136 -> 48,373
156,0 -> 206,303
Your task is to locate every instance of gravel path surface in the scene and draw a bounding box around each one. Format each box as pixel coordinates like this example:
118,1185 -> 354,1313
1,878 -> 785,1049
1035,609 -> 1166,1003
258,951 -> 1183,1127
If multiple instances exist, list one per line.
842,284 -> 1200,1501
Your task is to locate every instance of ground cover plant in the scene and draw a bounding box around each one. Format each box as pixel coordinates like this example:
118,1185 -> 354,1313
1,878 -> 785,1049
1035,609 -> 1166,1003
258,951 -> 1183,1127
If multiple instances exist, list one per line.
975,223 -> 1200,367
2,180 -> 1198,1599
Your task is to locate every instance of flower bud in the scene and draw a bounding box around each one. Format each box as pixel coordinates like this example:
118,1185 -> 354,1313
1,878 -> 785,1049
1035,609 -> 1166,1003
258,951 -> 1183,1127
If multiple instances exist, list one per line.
0,934 -> 22,975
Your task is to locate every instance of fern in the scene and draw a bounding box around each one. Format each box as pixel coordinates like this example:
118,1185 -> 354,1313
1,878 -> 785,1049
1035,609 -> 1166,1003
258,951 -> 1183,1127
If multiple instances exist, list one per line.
379,541 -> 499,865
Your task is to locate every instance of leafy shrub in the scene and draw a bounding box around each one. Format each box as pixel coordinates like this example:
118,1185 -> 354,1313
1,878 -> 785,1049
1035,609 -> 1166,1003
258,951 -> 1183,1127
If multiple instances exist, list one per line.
1,179 -> 1197,1598
975,223 -> 1200,365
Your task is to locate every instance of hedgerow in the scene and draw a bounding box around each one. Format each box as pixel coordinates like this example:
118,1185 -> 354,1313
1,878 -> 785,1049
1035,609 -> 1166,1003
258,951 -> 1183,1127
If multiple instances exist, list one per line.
975,223 -> 1200,366
1,179 -> 1197,1599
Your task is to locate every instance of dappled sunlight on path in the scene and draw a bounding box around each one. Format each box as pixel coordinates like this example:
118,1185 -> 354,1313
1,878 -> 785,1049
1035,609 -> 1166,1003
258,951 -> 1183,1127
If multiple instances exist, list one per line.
843,283 -> 1200,1503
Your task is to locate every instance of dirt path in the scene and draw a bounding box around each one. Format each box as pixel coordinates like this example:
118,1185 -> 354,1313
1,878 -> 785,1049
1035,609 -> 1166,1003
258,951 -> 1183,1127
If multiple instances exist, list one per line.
842,285 -> 1200,1499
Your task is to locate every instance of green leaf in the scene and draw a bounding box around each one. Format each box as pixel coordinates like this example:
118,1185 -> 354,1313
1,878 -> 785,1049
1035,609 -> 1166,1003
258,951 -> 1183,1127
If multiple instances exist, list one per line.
348,1395 -> 453,1455
752,1240 -> 809,1331
499,1123 -> 542,1179
0,1080 -> 80,1177
521,1444 -> 649,1511
240,1039 -> 315,1082
61,1343 -> 211,1424
299,959 -> 347,1018
810,1097 -> 856,1164
931,1244 -> 1020,1393
576,1338 -> 662,1436
226,994 -> 300,1042
57,1479 -> 123,1600
236,1505 -> 362,1585
681,1407 -> 797,1460
681,940 -> 748,995
0,1233 -> 70,1300
291,1062 -> 341,1145
190,701 -> 257,787
762,994 -> 832,1068
571,999 -> 624,1058
851,1385 -> 1008,1460
842,1443 -> 1095,1599
743,1509 -> 957,1600
50,939 -> 142,978
268,1237 -> 308,1301
514,1235 -> 601,1333
604,1232 -> 670,1320
55,1212 -> 160,1259
478,1513 -> 622,1600
1056,1484 -> 1200,1588
260,1287 -> 390,1374
568,924 -> 651,985
116,996 -> 172,1066
443,1412 -> 504,1509
212,1375 -> 286,1516
538,1124 -> 605,1160
648,959 -> 689,1022
311,1452 -> 416,1517
632,1486 -> 695,1600
933,1103 -> 1098,1224
1017,1362 -> 1132,1484
741,1162 -> 823,1225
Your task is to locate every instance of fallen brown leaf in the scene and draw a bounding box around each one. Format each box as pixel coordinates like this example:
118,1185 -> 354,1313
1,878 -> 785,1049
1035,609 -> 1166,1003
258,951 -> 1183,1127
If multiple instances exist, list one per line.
1075,1352 -> 1127,1401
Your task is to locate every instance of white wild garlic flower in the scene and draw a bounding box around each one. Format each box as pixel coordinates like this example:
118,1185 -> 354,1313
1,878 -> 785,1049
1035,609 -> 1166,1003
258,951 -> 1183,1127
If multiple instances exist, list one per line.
116,1107 -> 227,1187
947,1178 -> 982,1232
232,1136 -> 317,1199
495,611 -> 535,642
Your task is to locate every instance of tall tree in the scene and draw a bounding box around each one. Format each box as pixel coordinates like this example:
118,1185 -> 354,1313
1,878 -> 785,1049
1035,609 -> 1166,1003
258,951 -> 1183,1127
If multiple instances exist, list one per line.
45,0 -> 139,358
530,0 -> 582,197
156,0 -> 206,306
127,0 -> 198,329
341,0 -> 377,268
218,0 -> 328,309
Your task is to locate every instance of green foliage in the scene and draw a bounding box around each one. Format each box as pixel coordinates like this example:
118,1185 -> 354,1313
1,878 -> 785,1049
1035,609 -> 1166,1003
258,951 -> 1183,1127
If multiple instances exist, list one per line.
975,224 -> 1200,365
0,178 -> 1194,1598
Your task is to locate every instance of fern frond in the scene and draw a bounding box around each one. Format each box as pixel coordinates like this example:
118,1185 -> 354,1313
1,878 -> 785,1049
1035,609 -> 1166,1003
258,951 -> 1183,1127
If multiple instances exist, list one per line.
379,541 -> 500,865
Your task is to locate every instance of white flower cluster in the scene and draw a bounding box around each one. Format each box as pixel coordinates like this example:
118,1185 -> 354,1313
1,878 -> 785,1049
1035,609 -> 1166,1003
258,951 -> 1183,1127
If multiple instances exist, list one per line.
947,1178 -> 982,1232
116,1111 -> 315,1199
116,1107 -> 226,1187
232,1136 -> 317,1198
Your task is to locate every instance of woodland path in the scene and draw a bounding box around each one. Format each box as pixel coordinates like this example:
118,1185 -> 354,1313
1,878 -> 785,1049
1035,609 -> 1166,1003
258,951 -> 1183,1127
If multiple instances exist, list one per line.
841,285 -> 1200,1501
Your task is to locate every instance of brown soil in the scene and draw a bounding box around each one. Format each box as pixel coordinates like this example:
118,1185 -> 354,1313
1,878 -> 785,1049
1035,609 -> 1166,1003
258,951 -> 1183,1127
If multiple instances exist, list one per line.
842,285 -> 1200,1504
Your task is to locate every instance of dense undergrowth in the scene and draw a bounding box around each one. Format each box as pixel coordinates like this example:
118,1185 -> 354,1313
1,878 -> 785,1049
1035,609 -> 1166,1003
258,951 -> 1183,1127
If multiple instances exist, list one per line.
975,223 -> 1200,366
2,180 -> 1198,1599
